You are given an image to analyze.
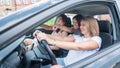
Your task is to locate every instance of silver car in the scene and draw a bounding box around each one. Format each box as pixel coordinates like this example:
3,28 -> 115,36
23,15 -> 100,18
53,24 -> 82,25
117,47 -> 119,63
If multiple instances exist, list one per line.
0,0 -> 120,68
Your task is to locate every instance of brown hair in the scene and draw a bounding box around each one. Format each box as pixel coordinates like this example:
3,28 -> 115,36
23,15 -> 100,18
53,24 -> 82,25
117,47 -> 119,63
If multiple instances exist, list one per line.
73,14 -> 84,26
82,16 -> 99,36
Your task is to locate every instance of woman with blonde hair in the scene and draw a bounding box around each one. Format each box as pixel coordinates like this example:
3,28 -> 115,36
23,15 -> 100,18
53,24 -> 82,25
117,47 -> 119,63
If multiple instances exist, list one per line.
33,16 -> 102,67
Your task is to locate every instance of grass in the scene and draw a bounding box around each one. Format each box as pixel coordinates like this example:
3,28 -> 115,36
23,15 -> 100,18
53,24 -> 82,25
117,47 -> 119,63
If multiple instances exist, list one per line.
44,17 -> 56,25
37,17 -> 56,28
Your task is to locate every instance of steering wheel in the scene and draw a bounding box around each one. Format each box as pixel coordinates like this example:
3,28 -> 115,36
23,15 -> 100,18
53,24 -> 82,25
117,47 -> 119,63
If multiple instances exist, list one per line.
39,39 -> 57,65
23,39 -> 57,68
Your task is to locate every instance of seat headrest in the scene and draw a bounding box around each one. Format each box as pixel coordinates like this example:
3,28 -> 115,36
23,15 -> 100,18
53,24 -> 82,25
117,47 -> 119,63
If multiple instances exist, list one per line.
98,20 -> 111,34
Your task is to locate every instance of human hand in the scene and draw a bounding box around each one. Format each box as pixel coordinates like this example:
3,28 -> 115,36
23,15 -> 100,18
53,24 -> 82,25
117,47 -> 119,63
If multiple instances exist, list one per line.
24,38 -> 33,46
33,30 -> 54,45
33,30 -> 41,37
33,30 -> 46,40
52,25 -> 58,31
51,65 -> 62,68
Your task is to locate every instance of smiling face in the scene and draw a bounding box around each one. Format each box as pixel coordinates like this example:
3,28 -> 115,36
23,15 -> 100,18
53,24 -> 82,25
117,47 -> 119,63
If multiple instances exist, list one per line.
80,20 -> 91,37
73,19 -> 79,29
79,16 -> 99,37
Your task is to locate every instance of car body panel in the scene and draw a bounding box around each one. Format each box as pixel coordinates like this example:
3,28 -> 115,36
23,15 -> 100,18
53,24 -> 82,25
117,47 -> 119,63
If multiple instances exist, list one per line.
0,0 -> 120,68
0,36 -> 25,63
65,42 -> 120,68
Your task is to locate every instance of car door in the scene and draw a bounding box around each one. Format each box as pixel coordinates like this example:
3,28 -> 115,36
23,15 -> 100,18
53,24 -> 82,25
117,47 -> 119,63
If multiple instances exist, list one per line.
64,0 -> 120,68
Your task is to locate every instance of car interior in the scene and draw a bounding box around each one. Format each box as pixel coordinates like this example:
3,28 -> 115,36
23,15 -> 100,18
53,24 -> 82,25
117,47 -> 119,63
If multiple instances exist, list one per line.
1,1 -> 119,68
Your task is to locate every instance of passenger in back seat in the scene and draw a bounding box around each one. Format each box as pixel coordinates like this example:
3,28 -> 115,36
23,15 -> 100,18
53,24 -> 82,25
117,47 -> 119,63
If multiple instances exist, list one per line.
54,14 -> 84,36
72,14 -> 84,35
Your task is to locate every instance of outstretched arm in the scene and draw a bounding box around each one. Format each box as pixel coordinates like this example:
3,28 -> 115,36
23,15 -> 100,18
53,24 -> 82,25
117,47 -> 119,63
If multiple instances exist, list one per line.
47,34 -> 74,42
47,39 -> 99,50
56,25 -> 74,33
33,30 -> 99,50
33,30 -> 74,42
41,24 -> 53,30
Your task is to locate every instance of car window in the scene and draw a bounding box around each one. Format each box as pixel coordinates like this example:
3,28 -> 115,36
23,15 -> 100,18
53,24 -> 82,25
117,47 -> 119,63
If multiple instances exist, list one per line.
94,14 -> 111,23
44,17 -> 56,25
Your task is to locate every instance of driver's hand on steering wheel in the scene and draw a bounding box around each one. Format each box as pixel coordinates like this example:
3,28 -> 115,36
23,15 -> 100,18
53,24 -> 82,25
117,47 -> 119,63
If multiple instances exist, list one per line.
33,30 -> 55,45
33,30 -> 48,40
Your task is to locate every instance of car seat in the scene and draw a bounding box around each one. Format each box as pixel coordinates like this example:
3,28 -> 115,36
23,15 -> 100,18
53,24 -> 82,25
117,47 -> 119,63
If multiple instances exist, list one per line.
98,20 -> 113,50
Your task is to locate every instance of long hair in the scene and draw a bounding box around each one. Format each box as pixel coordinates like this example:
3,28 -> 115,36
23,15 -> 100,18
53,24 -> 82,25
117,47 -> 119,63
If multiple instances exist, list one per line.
59,14 -> 72,27
82,16 -> 99,36
73,14 -> 84,26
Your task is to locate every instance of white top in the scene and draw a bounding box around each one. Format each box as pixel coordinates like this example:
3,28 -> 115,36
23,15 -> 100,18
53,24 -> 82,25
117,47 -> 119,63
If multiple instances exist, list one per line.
64,35 -> 102,66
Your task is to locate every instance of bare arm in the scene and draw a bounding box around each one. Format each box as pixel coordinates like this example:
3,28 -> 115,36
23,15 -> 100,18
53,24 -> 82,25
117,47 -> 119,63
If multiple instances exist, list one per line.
51,65 -> 62,68
33,30 -> 99,50
47,34 -> 74,42
50,46 -> 59,50
48,39 -> 99,50
56,25 -> 74,33
33,30 -> 74,42
41,24 -> 53,30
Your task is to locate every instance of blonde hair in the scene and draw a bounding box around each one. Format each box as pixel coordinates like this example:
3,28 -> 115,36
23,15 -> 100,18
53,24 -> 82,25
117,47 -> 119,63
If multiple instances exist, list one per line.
82,16 -> 99,36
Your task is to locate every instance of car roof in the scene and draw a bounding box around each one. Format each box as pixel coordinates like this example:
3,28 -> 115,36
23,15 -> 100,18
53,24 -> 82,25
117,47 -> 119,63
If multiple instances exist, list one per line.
66,4 -> 109,16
